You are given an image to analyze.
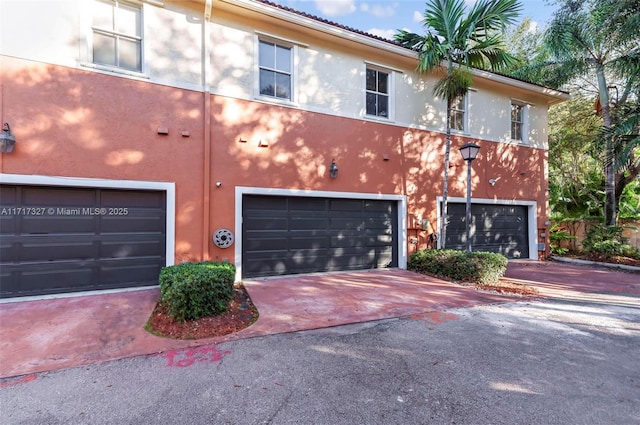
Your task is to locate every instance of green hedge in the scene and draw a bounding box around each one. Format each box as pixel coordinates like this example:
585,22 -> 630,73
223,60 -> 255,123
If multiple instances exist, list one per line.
582,224 -> 640,258
408,249 -> 508,284
159,261 -> 236,322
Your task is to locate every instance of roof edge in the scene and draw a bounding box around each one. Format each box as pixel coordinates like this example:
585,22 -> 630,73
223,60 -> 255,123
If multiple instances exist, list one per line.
213,0 -> 570,103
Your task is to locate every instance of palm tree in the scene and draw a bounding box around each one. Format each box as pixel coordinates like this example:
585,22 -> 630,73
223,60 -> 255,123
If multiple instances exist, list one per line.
542,0 -> 640,225
395,0 -> 521,248
605,103 -> 640,210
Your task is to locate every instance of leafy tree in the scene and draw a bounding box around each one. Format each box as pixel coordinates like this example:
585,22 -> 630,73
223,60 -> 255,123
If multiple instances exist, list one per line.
547,96 -> 603,218
504,2 -> 639,223
619,178 -> 640,219
394,0 -> 521,247
529,0 -> 640,225
606,103 -> 640,213
503,18 -> 543,71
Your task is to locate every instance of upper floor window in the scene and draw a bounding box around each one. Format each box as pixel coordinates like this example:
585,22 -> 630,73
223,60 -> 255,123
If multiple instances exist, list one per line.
91,0 -> 142,72
366,68 -> 389,118
259,40 -> 292,100
511,102 -> 525,142
450,94 -> 466,132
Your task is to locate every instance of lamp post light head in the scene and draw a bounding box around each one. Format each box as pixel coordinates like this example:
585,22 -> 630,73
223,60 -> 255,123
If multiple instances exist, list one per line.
459,142 -> 480,162
0,123 -> 16,153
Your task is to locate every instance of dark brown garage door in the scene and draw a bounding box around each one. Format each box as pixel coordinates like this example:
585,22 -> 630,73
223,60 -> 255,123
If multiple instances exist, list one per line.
446,203 -> 529,258
242,195 -> 398,278
0,185 -> 166,298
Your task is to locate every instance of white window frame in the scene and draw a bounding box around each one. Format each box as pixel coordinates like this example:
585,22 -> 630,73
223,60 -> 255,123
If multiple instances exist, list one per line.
449,93 -> 467,133
364,63 -> 395,121
510,100 -> 529,144
85,0 -> 145,75
255,34 -> 300,105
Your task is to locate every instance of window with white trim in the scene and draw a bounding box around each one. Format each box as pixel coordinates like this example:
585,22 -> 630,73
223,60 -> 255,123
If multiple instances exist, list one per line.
511,102 -> 525,142
366,67 -> 390,118
450,94 -> 466,132
91,0 -> 142,72
258,39 -> 292,101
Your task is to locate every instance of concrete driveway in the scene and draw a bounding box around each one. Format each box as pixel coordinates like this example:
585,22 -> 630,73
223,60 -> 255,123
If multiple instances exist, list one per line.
1,267 -> 638,424
0,260 -> 638,379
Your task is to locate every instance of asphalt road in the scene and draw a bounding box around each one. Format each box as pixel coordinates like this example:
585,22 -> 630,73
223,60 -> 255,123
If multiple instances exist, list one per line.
2,296 -> 639,425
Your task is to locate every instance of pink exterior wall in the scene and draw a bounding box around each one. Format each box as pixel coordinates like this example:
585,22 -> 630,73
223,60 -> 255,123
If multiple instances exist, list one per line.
209,96 -> 549,260
1,58 -> 208,263
1,59 -> 549,264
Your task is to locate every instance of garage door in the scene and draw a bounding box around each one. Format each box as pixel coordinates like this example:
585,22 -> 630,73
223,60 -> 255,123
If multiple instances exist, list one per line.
446,203 -> 529,258
242,195 -> 398,278
0,185 -> 166,298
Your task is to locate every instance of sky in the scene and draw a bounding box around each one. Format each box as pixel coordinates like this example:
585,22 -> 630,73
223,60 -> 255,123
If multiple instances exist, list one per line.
269,0 -> 559,40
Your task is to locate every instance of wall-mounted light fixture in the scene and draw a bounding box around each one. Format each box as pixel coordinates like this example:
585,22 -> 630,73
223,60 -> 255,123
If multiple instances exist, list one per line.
329,159 -> 338,179
489,178 -> 498,186
0,123 -> 16,153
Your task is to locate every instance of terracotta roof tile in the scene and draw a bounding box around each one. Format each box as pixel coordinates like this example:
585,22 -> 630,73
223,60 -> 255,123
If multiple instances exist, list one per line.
255,0 -> 404,47
253,0 -> 568,94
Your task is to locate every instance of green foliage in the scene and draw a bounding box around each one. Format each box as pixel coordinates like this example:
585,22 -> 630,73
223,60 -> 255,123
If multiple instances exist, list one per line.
606,105 -> 640,173
547,96 -> 605,219
619,180 -> 640,219
502,18 -> 550,83
159,261 -> 235,322
408,249 -> 508,285
582,224 -> 640,258
505,0 -> 639,225
394,0 -> 521,76
433,67 -> 473,103
541,0 -> 639,225
395,0 -> 521,246
545,95 -> 639,223
549,223 -> 577,255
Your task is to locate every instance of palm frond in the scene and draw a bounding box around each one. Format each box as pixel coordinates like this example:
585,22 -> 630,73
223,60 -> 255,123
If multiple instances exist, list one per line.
600,105 -> 640,172
395,30 -> 448,73
607,47 -> 640,87
424,0 -> 466,42
432,67 -> 473,101
394,30 -> 426,50
465,0 -> 522,39
476,48 -> 518,71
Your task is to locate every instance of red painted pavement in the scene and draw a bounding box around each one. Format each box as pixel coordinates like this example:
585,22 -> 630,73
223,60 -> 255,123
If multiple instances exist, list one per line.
1,262 -> 637,379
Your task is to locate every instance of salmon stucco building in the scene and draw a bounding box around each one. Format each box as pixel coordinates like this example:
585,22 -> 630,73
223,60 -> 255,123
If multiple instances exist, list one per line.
0,0 -> 569,298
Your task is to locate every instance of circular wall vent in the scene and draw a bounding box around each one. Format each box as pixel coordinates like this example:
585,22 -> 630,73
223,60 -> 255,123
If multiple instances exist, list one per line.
213,228 -> 234,248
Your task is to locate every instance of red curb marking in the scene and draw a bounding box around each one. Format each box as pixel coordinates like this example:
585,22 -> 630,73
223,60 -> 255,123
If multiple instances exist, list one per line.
0,374 -> 37,388
163,346 -> 231,367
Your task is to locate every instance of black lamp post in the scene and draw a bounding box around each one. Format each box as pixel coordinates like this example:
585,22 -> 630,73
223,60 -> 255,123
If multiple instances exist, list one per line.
459,142 -> 480,252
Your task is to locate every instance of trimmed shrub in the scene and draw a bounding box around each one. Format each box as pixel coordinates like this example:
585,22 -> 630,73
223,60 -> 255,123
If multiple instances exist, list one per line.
549,223 -> 576,255
159,261 -> 236,322
408,249 -> 508,285
582,224 -> 640,258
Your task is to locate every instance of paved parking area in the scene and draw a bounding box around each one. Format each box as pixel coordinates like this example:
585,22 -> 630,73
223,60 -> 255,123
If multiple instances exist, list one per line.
1,294 -> 638,424
0,260 -> 637,379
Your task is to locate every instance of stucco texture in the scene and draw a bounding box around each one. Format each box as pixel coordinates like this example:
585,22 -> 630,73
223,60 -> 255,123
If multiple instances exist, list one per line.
210,95 -> 548,258
1,57 -> 207,263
